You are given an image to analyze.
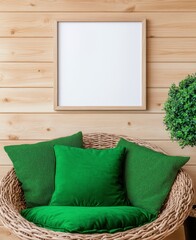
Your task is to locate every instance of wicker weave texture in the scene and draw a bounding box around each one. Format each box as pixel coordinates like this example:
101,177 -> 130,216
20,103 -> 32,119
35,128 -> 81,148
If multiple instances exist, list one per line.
0,133 -> 194,240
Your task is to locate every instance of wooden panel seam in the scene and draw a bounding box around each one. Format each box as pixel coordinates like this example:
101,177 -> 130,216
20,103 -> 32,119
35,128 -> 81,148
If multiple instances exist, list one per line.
1,12 -> 196,38
1,0 -> 196,12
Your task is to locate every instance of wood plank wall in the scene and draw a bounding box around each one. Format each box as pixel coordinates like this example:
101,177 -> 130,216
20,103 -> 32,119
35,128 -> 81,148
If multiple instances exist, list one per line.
0,1 -> 196,240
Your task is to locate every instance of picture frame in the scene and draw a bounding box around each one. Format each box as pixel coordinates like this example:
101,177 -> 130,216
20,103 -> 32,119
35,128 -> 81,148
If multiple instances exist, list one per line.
54,14 -> 146,110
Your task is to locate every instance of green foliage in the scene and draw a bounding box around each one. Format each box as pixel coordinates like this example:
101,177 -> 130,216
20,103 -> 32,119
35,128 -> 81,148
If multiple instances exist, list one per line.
163,73 -> 196,148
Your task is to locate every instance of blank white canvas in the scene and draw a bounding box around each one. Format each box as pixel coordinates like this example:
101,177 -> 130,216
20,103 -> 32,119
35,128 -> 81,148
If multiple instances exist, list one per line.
58,22 -> 143,107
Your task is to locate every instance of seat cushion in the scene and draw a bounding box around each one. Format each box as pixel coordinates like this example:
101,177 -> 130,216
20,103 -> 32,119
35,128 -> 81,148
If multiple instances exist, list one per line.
4,132 -> 83,208
21,206 -> 156,234
117,138 -> 190,214
50,145 -> 129,207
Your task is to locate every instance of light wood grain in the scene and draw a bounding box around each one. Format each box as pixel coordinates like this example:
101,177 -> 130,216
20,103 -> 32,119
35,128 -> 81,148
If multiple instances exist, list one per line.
148,38 -> 196,62
0,62 -> 194,89
2,13 -> 196,38
1,28 -> 196,65
0,38 -> 53,62
1,139 -> 195,166
0,62 -> 194,88
0,0 -> 132,12
149,141 -> 196,165
0,88 -> 166,112
0,63 -> 53,87
0,140 -> 39,165
0,88 -> 53,112
147,88 -> 167,112
0,113 -> 168,140
1,0 -> 196,12
0,166 -> 12,180
146,13 -> 196,38
0,13 -> 53,37
130,0 -> 196,12
148,63 -> 196,87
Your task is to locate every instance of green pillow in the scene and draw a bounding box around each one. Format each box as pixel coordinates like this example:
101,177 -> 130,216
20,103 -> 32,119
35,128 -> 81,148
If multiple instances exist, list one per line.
117,138 -> 189,214
21,206 -> 155,233
50,145 -> 129,207
4,132 -> 83,208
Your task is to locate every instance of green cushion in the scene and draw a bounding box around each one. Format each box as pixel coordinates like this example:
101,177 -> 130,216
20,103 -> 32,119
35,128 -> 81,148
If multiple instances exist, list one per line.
4,132 -> 83,208
50,145 -> 129,207
117,138 -> 189,214
21,206 -> 156,233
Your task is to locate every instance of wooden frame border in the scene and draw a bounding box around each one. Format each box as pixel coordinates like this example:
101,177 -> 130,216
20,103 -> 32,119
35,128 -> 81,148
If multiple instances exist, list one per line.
54,14 -> 146,111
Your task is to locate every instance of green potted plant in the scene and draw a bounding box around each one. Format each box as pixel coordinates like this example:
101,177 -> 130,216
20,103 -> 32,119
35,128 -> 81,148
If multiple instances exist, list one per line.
163,73 -> 196,240
163,73 -> 196,148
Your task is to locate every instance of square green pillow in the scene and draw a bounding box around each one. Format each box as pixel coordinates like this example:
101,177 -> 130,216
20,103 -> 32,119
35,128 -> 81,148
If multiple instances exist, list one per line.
4,132 -> 83,208
50,145 -> 129,207
117,138 -> 190,214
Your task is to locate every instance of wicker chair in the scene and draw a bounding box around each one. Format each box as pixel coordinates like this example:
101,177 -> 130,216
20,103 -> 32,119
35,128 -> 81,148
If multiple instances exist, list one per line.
0,133 -> 194,240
